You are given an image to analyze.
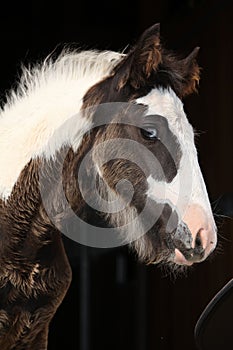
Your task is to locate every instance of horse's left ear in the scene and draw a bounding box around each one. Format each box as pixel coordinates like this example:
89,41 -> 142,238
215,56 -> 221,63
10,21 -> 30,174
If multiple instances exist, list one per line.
178,47 -> 201,97
114,23 -> 162,90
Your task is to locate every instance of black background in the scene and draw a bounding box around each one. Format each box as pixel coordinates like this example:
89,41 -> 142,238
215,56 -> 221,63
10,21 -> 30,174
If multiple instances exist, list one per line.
1,0 -> 233,349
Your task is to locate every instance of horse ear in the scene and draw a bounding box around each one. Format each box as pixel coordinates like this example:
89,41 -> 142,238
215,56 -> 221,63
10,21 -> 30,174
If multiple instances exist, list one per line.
115,23 -> 162,90
178,47 -> 201,97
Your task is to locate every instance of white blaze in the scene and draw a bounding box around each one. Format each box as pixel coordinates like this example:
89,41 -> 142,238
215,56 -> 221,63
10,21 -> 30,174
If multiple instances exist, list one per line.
136,88 -> 216,236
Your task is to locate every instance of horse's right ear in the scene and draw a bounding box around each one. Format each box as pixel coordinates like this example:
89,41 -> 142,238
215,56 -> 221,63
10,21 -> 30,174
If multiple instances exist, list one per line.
114,23 -> 162,90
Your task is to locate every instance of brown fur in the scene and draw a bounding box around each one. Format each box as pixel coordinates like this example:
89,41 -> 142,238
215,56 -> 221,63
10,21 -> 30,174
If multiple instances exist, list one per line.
0,160 -> 72,349
83,23 -> 200,108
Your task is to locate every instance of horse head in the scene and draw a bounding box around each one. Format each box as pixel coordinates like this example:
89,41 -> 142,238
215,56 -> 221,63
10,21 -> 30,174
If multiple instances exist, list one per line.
58,23 -> 217,268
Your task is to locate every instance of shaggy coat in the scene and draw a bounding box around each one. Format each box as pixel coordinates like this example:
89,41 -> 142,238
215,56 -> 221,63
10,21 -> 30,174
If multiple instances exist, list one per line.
0,24 -> 216,349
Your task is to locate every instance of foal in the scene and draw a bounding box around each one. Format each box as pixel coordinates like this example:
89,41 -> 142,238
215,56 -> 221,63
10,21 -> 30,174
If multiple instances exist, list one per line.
0,24 -> 217,349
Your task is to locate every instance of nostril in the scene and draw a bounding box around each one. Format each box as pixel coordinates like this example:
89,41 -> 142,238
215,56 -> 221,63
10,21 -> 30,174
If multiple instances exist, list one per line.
193,229 -> 205,258
195,230 -> 203,248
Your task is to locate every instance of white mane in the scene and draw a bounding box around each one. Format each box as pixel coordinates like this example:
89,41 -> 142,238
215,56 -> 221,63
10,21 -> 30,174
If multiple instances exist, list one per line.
0,49 -> 123,200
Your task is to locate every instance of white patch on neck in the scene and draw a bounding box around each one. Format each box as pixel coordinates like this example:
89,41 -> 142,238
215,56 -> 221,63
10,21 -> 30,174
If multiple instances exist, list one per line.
136,88 -> 215,227
0,50 -> 123,200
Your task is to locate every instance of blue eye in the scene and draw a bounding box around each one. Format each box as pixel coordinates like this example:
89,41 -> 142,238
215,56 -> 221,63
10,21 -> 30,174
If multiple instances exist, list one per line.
141,127 -> 158,140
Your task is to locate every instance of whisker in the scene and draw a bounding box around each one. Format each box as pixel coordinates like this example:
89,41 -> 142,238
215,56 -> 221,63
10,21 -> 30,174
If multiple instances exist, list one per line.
211,196 -> 223,212
214,213 -> 232,220
217,234 -> 231,242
